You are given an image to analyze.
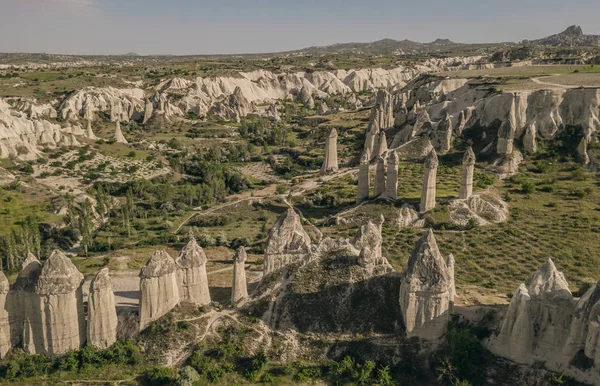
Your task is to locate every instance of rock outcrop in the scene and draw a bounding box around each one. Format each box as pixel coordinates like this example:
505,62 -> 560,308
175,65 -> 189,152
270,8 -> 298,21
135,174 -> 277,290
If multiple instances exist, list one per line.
459,147 -> 476,199
372,131 -> 388,159
449,190 -> 509,226
209,86 -> 255,122
320,128 -> 339,175
356,150 -> 370,202
399,229 -> 454,339
353,216 -> 389,272
85,120 -> 98,140
264,208 -> 312,275
29,250 -> 86,356
175,238 -> 211,306
87,268 -> 118,349
373,156 -> 386,197
139,250 -> 180,330
395,204 -> 424,229
231,247 -> 249,306
297,86 -> 315,108
420,149 -> 438,212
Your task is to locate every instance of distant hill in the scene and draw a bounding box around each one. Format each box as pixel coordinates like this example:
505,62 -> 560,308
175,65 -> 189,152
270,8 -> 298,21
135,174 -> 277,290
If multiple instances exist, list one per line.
523,25 -> 600,47
292,37 -> 463,55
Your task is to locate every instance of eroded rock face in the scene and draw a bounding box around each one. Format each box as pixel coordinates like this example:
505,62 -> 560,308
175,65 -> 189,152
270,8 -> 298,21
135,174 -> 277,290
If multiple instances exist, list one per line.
176,238 -> 211,306
399,229 -> 454,339
320,128 -> 339,175
139,250 -> 180,330
264,208 -> 312,275
488,259 -> 573,364
297,86 -> 315,108
231,247 -> 249,307
87,268 -> 118,349
29,250 -> 86,356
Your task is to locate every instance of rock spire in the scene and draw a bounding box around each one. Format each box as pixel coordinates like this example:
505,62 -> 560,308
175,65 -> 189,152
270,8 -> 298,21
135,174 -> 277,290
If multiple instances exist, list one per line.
87,268 -> 118,349
373,156 -> 386,197
139,250 -> 180,330
114,121 -> 128,144
320,128 -> 339,175
175,238 -> 211,306
420,149 -> 438,212
400,229 -> 455,339
264,208 -> 312,274
357,150 -> 370,202
459,147 -> 476,199
231,247 -> 249,306
384,151 -> 399,200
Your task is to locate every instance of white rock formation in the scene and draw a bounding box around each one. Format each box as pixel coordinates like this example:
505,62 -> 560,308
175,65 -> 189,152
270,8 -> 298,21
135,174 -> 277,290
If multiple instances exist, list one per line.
297,86 -> 315,108
365,118 -> 380,159
231,247 -> 249,306
30,250 -> 86,356
449,190 -> 509,226
209,86 -> 255,122
176,238 -> 211,306
488,259 -> 573,364
352,216 -> 389,271
459,147 -> 476,199
320,128 -> 339,175
400,229 -> 454,339
86,120 -> 98,140
357,150 -> 370,202
87,268 -> 118,349
372,131 -> 388,159
373,156 -> 386,197
420,149 -> 438,212
139,250 -> 180,331
114,121 -> 128,144
395,204 -> 424,229
264,208 -> 312,275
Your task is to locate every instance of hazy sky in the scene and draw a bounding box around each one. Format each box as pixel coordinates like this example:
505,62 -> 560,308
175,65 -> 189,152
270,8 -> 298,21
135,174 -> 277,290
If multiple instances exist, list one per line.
1,0 -> 600,55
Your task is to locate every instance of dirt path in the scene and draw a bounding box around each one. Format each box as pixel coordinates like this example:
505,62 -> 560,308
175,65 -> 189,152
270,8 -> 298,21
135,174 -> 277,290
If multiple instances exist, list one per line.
531,76 -> 576,89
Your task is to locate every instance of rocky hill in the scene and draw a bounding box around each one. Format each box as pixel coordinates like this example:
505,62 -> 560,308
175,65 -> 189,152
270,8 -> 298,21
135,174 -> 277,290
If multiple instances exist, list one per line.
523,25 -> 600,47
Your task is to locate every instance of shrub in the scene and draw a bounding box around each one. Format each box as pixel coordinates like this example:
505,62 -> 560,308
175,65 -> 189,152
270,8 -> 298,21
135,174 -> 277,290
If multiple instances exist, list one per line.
143,367 -> 173,386
520,181 -> 536,194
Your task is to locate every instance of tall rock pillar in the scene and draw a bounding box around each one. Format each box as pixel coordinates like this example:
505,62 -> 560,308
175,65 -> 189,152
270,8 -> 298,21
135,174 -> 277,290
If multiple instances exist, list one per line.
357,150 -> 370,202
176,238 -> 211,306
231,247 -> 249,306
87,268 -> 118,349
0,272 -> 10,358
420,149 -> 438,212
139,250 -> 180,331
399,229 -> 454,339
384,151 -> 399,200
373,156 -> 386,197
459,147 -> 476,199
114,121 -> 128,144
320,128 -> 339,175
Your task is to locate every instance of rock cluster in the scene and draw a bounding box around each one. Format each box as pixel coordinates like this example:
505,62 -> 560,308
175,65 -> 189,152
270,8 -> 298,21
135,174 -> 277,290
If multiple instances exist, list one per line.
139,250 -> 180,330
264,208 -> 312,275
320,128 -> 339,175
488,259 -> 600,385
399,229 -> 455,339
175,238 -> 211,306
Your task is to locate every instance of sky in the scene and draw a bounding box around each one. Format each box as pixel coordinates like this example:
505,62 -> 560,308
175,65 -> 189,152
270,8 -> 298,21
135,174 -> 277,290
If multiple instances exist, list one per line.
1,0 -> 600,55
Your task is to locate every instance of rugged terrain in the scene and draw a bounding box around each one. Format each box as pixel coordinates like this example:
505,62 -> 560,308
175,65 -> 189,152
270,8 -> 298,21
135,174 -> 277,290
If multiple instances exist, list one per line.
1,26 -> 600,385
